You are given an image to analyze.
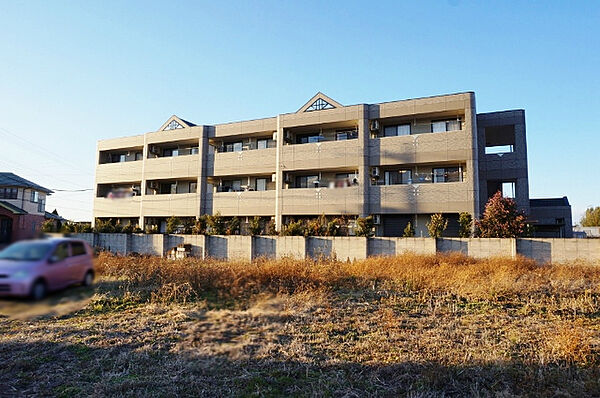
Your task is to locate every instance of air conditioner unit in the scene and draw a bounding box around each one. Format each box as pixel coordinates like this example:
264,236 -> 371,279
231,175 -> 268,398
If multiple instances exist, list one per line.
149,181 -> 159,189
370,167 -> 380,178
370,119 -> 380,131
272,132 -> 278,141
372,214 -> 381,225
271,173 -> 277,182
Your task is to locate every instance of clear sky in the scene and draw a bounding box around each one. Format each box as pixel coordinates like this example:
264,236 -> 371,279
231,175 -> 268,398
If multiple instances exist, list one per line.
0,1 -> 598,223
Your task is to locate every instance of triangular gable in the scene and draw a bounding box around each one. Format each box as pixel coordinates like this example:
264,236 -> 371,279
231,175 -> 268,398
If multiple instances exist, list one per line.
297,92 -> 343,113
158,115 -> 196,131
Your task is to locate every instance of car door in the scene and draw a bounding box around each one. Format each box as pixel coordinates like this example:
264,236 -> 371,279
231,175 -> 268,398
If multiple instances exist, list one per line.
68,241 -> 88,282
45,242 -> 72,290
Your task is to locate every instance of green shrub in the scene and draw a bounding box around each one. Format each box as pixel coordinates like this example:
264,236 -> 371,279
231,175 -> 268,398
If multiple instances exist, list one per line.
280,220 -> 305,236
355,216 -> 374,237
226,216 -> 241,235
403,222 -> 415,237
459,212 -> 472,238
427,213 -> 447,238
248,216 -> 262,236
207,212 -> 226,235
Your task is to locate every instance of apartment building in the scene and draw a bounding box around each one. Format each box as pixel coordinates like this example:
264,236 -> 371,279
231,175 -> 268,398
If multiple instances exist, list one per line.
0,173 -> 52,243
94,91 -> 572,237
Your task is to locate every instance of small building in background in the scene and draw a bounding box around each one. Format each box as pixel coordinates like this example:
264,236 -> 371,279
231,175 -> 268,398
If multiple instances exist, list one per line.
573,226 -> 600,239
0,173 -> 53,244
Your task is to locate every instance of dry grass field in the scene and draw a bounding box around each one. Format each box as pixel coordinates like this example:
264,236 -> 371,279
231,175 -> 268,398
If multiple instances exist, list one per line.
1,253 -> 599,397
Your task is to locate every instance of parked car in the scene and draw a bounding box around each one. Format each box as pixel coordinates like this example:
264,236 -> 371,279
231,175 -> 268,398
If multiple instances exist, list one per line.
0,238 -> 94,300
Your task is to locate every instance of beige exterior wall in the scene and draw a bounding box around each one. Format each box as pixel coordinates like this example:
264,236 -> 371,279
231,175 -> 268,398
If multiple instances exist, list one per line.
94,91 -> 533,236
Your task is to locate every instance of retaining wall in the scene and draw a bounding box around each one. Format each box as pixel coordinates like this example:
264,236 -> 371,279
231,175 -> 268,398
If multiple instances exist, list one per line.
51,233 -> 600,263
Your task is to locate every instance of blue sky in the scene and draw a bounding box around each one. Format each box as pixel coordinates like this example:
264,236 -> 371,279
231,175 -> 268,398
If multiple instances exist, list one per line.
0,1 -> 598,222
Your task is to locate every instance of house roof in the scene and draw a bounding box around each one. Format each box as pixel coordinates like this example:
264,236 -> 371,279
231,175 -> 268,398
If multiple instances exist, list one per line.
0,201 -> 27,215
530,197 -> 570,207
0,173 -> 53,194
45,211 -> 67,221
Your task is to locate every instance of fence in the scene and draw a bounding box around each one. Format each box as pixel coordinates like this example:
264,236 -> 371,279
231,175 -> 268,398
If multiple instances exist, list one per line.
46,233 -> 600,263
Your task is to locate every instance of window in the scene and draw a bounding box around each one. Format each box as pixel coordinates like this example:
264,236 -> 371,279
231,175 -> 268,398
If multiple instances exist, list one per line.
189,182 -> 197,193
172,149 -> 179,157
296,134 -> 321,144
257,139 -> 268,150
433,167 -> 462,183
336,130 -> 358,140
37,199 -> 45,213
502,182 -> 515,198
384,170 -> 412,185
295,175 -> 319,188
30,191 -> 39,203
120,154 -> 126,162
431,119 -> 462,133
222,180 -> 242,192
485,124 -> 516,154
383,124 -> 411,137
0,188 -> 18,199
255,178 -> 267,191
51,243 -> 69,263
191,147 -> 199,155
135,152 -> 143,161
233,142 -> 243,152
70,242 -> 86,256
110,154 -> 125,163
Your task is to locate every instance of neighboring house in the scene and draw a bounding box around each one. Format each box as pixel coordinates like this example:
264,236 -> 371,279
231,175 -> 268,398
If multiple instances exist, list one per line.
0,173 -> 53,243
93,91 -> 572,237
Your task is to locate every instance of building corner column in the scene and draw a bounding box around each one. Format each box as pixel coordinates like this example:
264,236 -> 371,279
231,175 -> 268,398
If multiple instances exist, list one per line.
275,115 -> 283,231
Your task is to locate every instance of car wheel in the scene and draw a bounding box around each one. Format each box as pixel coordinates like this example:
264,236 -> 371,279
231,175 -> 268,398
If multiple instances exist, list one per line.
83,271 -> 94,287
30,280 -> 47,301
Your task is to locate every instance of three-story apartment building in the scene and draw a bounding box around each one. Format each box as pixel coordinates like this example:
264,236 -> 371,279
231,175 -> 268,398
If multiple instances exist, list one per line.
94,92 -> 572,237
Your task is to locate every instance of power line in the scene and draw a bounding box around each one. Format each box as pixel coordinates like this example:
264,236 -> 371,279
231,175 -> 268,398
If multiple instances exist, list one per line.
0,126 -> 94,176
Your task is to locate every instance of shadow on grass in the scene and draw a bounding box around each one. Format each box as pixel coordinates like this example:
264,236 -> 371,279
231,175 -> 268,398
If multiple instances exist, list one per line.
0,340 -> 597,397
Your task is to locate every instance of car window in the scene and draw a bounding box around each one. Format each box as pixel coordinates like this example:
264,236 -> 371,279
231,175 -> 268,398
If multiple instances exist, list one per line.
0,242 -> 52,261
51,243 -> 70,262
70,242 -> 86,257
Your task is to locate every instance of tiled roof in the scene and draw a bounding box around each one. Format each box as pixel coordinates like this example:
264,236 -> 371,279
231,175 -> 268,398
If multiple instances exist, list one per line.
0,201 -> 27,215
530,197 -> 570,207
0,172 -> 53,194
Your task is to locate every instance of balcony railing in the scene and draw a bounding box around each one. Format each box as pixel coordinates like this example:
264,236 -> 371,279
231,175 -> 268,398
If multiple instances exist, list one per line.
373,119 -> 463,137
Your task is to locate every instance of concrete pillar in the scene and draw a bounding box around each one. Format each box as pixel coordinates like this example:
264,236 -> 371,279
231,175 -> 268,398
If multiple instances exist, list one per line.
275,115 -> 283,231
358,105 -> 370,217
139,130 -> 148,228
197,125 -> 210,215
466,92 -> 480,219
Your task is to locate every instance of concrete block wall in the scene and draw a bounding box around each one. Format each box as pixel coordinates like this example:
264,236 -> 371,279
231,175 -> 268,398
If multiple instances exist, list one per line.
275,236 -> 306,259
253,236 -> 277,259
164,234 -> 206,259
49,233 -> 599,264
438,238 -> 516,258
369,237 -> 437,256
206,235 -> 252,260
517,238 -> 600,263
307,237 -> 368,260
129,234 -> 164,257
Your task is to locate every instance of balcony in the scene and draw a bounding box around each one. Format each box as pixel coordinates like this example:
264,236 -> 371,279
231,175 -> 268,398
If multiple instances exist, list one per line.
212,147 -> 275,176
281,139 -> 361,171
369,182 -> 472,214
369,126 -> 471,165
212,190 -> 276,216
280,186 -> 361,215
142,193 -> 198,217
94,197 -> 141,218
144,155 -> 200,180
96,161 -> 143,184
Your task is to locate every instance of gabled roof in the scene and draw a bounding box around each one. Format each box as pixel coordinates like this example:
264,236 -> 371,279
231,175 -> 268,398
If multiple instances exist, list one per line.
530,197 -> 570,207
0,173 -> 53,194
158,115 -> 197,131
45,211 -> 67,221
0,201 -> 27,215
297,92 -> 343,113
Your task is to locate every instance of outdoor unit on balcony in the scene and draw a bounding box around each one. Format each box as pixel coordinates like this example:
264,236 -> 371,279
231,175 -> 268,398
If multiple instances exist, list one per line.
272,132 -> 277,141
271,173 -> 277,182
370,167 -> 380,179
372,215 -> 381,225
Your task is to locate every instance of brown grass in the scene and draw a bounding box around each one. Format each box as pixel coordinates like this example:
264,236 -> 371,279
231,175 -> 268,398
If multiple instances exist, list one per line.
1,253 -> 599,396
